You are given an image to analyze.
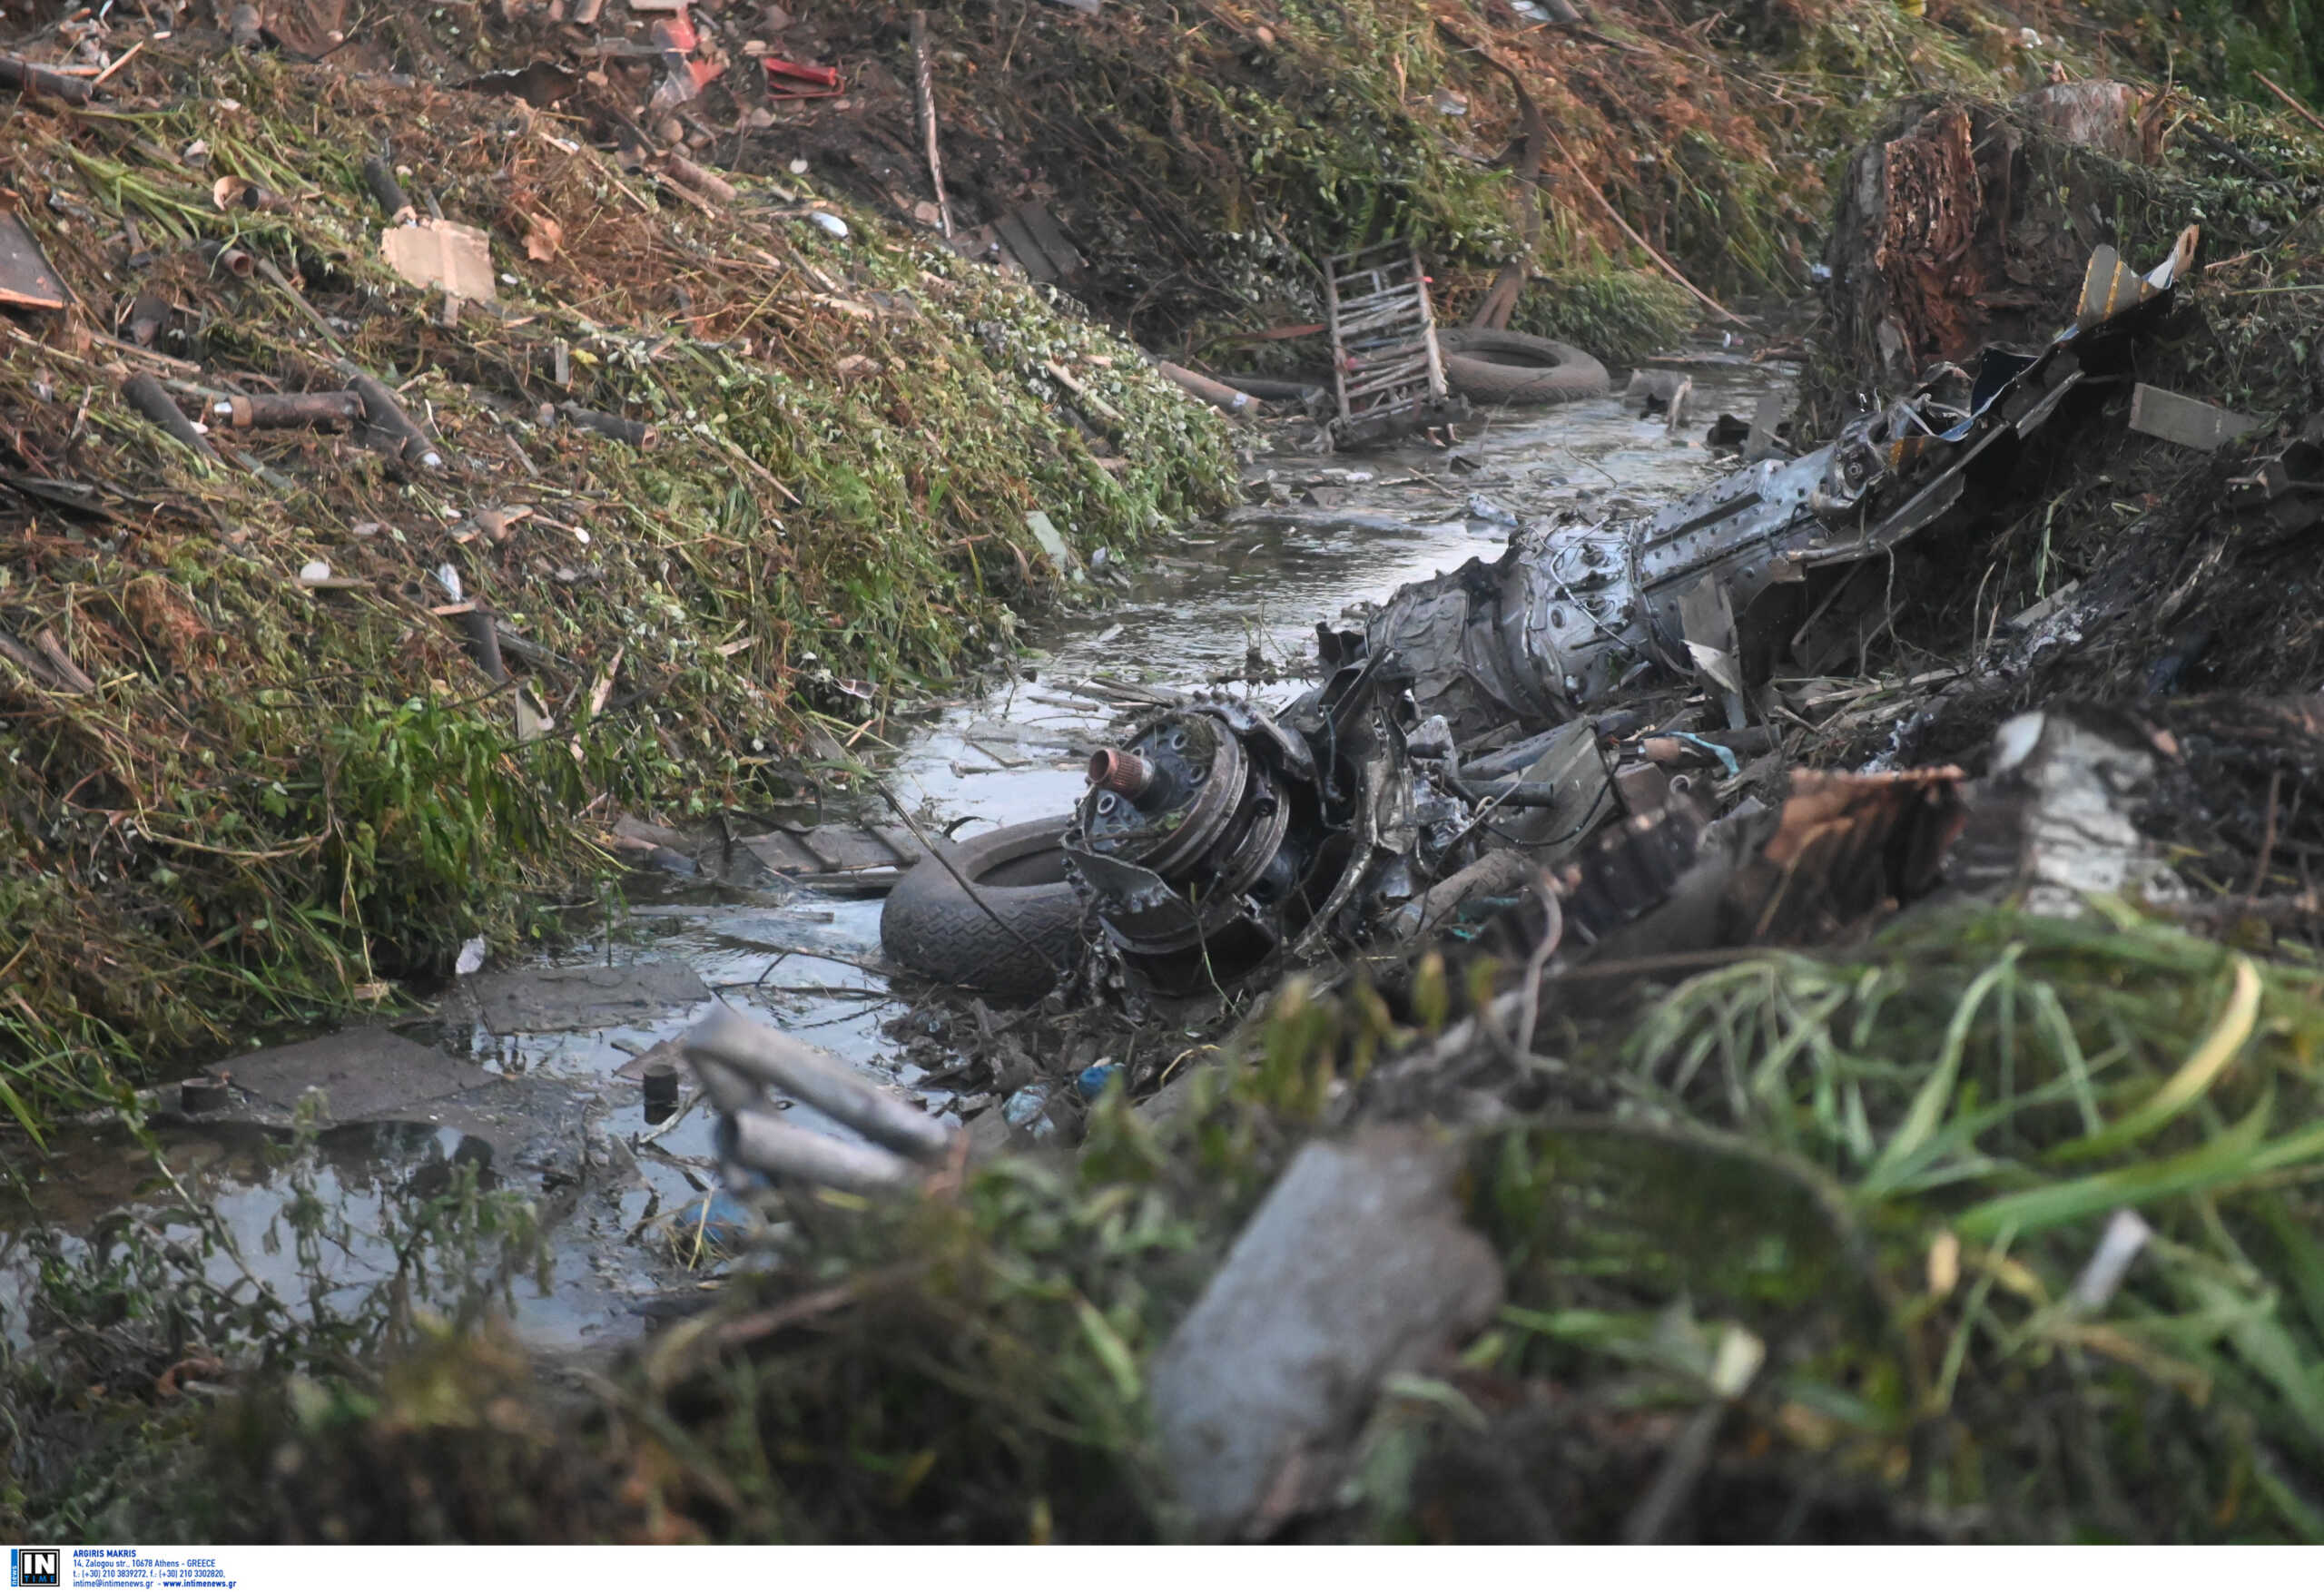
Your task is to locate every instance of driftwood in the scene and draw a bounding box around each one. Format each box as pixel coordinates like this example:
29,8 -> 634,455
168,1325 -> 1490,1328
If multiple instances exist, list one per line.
1154,360 -> 1256,418
122,373 -> 222,463
349,371 -> 445,469
361,154 -> 417,225
212,390 -> 364,429
911,11 -> 953,237
562,404 -> 657,448
0,54 -> 96,104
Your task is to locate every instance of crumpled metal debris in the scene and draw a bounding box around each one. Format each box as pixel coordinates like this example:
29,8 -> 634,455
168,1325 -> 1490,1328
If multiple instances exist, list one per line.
1351,231 -> 2200,740
1063,644 -> 1617,989
686,1004 -> 959,1194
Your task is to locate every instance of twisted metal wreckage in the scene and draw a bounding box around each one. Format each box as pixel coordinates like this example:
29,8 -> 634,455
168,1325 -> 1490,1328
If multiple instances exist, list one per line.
876,230 -> 2198,1008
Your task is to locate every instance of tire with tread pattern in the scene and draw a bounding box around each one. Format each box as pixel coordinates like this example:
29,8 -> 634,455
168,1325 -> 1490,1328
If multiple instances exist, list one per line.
1435,327 -> 1610,405
880,816 -> 1082,999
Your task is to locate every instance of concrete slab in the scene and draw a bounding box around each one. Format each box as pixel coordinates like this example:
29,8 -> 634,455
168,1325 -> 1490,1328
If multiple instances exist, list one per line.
462,959 -> 711,1033
207,1027 -> 493,1121
1149,1127 -> 1503,1539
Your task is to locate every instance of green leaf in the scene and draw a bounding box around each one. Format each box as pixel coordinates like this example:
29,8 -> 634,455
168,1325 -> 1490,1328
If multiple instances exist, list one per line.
2053,956 -> 2260,1164
1862,947 -> 2019,1196
1954,1094 -> 2299,1241
1074,1296 -> 1141,1404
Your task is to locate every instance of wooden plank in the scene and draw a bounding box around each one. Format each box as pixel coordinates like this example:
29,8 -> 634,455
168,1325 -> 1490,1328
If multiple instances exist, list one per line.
1015,201 -> 1082,275
0,210 -> 66,310
2128,383 -> 2261,451
991,210 -> 1053,281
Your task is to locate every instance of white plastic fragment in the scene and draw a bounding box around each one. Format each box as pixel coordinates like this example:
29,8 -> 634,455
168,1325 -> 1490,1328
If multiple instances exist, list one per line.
296,559 -> 331,585
2070,1209 -> 2152,1311
808,211 -> 848,238
435,562 -> 462,603
455,935 -> 487,977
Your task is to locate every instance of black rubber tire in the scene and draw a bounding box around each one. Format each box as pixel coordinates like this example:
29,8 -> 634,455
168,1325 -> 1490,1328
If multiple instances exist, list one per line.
1435,327 -> 1611,405
880,816 -> 1084,999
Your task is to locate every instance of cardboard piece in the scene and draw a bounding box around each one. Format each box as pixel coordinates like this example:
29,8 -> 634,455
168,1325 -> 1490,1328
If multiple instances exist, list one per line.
380,218 -> 497,302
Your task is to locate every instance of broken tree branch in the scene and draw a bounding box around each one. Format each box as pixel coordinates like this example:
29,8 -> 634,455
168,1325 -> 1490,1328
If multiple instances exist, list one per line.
2254,71 -> 2324,139
361,154 -> 417,225
911,11 -> 954,238
1542,124 -> 1747,325
349,371 -> 445,468
662,151 -> 737,206
122,372 -> 222,463
0,54 -> 97,104
210,390 -> 365,429
32,630 -> 98,693
1439,22 -> 1545,331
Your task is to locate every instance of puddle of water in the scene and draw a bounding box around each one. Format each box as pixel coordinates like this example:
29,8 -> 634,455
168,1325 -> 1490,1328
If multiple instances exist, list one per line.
8,366 -> 1789,1356
1,1119 -> 556,1349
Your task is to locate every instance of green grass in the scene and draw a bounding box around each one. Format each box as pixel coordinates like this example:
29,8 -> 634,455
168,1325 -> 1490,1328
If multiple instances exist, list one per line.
0,44 -> 1236,1131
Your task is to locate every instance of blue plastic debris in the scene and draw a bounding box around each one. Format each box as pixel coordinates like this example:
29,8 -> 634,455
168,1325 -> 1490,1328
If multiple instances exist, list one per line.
1075,1063 -> 1120,1102
1003,1084 -> 1058,1139
671,1189 -> 755,1253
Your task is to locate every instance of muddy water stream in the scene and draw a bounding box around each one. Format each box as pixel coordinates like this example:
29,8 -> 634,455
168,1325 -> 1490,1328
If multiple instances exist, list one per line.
3,364 -> 1787,1357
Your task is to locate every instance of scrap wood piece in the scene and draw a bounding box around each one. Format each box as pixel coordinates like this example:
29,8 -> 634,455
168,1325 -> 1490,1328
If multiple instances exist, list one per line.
347,371 -> 445,470
380,217 -> 497,302
0,211 -> 67,310
910,11 -> 953,238
0,630 -> 62,690
211,390 -> 365,429
122,372 -> 223,464
1728,765 -> 1969,944
0,54 -> 97,104
31,630 -> 98,693
2128,383 -> 2262,451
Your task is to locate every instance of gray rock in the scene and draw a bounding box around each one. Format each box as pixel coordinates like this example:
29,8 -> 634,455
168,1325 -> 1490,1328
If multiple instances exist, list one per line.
1148,1127 -> 1503,1538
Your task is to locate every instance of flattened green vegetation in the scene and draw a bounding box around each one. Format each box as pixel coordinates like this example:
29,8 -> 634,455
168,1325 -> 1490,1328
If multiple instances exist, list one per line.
1472,907 -> 2324,1542
35,906 -> 2316,1541
0,46 -> 1234,1125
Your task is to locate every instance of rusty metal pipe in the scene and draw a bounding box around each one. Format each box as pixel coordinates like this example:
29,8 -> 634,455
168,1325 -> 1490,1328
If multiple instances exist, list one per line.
1088,747 -> 1157,799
